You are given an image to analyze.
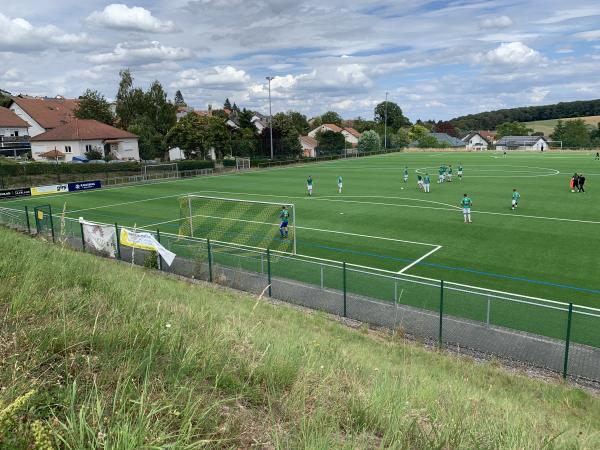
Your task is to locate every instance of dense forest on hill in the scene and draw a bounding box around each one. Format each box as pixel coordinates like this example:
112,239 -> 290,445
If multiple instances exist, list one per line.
449,99 -> 600,131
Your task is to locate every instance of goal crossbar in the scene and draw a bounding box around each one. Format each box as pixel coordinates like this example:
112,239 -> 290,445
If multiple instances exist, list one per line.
180,194 -> 296,254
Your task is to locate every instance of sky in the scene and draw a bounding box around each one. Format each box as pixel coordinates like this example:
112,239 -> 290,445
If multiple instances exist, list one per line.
1,0 -> 600,122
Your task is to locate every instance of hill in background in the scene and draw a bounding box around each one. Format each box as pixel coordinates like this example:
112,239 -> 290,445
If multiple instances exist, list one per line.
524,115 -> 600,136
449,99 -> 600,132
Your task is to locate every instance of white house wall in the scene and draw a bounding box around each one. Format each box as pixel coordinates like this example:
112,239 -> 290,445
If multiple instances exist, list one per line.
117,138 -> 139,160
9,103 -> 45,136
0,126 -> 28,137
31,138 -> 139,162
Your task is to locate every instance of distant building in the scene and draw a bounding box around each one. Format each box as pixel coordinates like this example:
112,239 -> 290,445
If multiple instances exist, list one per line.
495,136 -> 548,151
0,106 -> 31,156
30,118 -> 139,162
8,96 -> 79,137
462,131 -> 496,150
251,113 -> 269,133
168,147 -> 186,161
308,123 -> 361,146
299,135 -> 318,158
410,132 -> 467,148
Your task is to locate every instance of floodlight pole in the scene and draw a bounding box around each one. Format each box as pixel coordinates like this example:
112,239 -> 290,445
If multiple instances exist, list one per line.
384,92 -> 389,149
266,76 -> 274,159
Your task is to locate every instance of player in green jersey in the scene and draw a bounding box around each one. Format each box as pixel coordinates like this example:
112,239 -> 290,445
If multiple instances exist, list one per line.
307,176 -> 313,196
457,164 -> 463,180
279,206 -> 289,238
461,194 -> 472,223
511,189 -> 520,211
438,166 -> 445,183
417,174 -> 423,190
337,175 -> 343,194
403,166 -> 409,183
423,173 -> 431,193
447,165 -> 453,182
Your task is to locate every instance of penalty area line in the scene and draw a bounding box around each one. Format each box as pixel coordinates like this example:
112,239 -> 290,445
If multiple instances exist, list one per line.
398,245 -> 442,274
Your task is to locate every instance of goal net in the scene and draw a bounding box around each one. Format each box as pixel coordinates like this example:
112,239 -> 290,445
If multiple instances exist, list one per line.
235,157 -> 251,171
178,195 -> 296,253
143,163 -> 179,180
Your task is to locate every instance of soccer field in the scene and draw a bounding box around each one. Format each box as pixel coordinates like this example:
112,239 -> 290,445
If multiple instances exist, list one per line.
4,151 -> 600,307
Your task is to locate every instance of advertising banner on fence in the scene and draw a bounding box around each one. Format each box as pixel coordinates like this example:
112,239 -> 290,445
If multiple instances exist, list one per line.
79,218 -> 117,258
119,228 -> 176,266
31,184 -> 68,196
68,180 -> 101,192
0,187 -> 31,200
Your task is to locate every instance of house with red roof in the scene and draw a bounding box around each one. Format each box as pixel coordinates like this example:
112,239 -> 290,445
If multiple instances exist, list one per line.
0,106 -> 31,156
30,119 -> 139,162
8,96 -> 79,137
308,123 -> 362,147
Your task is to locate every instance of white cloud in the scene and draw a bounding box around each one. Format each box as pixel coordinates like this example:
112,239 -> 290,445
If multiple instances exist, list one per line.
479,15 -> 513,29
87,41 -> 192,64
475,42 -> 544,66
574,30 -> 600,41
87,4 -> 176,33
529,87 -> 549,103
173,66 -> 250,89
0,13 -> 92,52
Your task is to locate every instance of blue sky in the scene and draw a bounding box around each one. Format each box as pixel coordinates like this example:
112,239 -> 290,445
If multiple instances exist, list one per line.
1,0 -> 600,121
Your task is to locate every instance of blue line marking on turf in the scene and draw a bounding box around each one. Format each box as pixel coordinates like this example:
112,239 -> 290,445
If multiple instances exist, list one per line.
299,240 -> 600,296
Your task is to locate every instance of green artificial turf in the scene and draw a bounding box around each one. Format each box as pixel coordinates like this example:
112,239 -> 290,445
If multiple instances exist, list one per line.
3,151 -> 600,308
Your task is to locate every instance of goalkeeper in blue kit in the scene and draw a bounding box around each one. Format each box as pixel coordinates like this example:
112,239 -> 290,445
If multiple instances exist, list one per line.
279,206 -> 289,238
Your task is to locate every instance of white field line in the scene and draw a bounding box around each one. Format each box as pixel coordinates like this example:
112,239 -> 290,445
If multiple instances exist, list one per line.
397,245 -> 443,274
317,195 -> 460,209
138,212 -> 441,248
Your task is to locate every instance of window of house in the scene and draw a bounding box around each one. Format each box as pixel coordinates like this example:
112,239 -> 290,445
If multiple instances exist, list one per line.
85,144 -> 93,152
65,146 -> 72,153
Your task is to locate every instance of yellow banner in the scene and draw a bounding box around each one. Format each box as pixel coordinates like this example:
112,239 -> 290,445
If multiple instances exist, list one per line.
31,184 -> 68,196
119,228 -> 155,251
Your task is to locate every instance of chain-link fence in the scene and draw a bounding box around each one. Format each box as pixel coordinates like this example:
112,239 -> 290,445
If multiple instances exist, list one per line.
2,206 -> 600,382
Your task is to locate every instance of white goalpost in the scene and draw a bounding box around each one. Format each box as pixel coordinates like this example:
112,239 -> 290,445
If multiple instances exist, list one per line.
179,194 -> 296,254
235,157 -> 251,171
142,163 -> 179,180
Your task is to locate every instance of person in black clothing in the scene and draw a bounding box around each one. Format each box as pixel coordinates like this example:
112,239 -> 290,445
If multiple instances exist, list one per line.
595,152 -> 599,160
578,174 -> 586,192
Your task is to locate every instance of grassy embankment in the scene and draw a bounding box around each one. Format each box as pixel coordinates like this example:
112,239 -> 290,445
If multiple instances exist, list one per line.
1,227 -> 600,448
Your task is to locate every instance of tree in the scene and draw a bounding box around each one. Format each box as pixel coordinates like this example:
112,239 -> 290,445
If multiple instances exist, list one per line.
409,124 -> 430,142
433,121 -> 458,137
231,127 -> 258,157
232,102 -> 240,113
166,113 -> 204,159
286,111 -> 310,135
174,90 -> 186,107
84,148 -> 103,160
417,134 -> 446,148
590,124 -> 600,146
258,113 -> 302,158
197,115 -> 230,158
551,119 -> 592,148
115,69 -> 136,129
320,111 -> 343,126
224,98 -> 232,110
129,116 -> 165,160
0,91 -> 11,108
391,128 -> 410,148
496,122 -> 532,139
74,89 -> 114,125
358,130 -> 381,152
238,108 -> 254,129
374,101 -> 411,130
351,118 -> 378,133
316,130 -> 345,155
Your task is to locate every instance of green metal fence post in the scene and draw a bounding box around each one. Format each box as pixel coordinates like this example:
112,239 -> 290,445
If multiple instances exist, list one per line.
79,221 -> 86,251
48,206 -> 55,243
207,238 -> 213,282
438,280 -> 444,348
343,262 -> 347,317
563,303 -> 574,379
24,206 -> 30,234
115,223 -> 121,260
156,229 -> 163,271
267,248 -> 272,297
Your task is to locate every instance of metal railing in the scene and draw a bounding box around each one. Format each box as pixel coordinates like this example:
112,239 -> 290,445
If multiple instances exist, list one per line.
104,168 -> 214,186
2,206 -> 600,383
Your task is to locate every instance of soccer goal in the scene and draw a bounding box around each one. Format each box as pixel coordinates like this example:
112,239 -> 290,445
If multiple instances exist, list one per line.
142,163 -> 179,180
235,157 -> 251,171
178,194 -> 296,254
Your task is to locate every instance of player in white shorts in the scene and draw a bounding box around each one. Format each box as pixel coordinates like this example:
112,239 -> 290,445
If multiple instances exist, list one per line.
403,166 -> 409,183
337,175 -> 343,194
307,175 -> 313,196
461,194 -> 472,223
457,164 -> 463,180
